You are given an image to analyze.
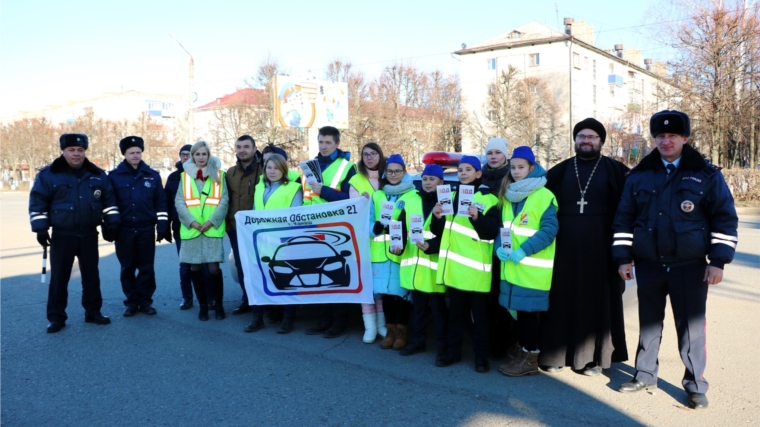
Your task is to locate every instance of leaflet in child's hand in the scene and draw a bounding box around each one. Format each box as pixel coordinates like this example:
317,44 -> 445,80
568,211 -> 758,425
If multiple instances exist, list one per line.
500,228 -> 513,256
458,185 -> 474,216
389,220 -> 403,251
410,214 -> 424,244
380,201 -> 394,225
437,185 -> 453,215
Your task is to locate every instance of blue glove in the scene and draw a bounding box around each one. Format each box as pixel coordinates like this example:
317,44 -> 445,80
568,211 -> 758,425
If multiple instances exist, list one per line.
496,247 -> 510,262
507,248 -> 526,264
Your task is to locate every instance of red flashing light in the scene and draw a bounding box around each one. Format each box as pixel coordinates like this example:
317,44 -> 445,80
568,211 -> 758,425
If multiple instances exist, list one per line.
422,152 -> 463,167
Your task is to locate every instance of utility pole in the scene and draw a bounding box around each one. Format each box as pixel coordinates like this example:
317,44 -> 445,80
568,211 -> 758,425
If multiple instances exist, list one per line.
169,34 -> 194,145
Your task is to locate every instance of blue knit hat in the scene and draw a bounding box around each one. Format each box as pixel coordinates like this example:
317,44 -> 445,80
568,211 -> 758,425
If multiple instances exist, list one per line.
421,164 -> 444,180
386,154 -> 405,168
511,146 -> 535,165
458,155 -> 481,171
263,144 -> 288,160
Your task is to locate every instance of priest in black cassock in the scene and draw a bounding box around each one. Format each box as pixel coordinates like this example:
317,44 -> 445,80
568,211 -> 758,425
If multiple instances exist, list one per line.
539,118 -> 629,375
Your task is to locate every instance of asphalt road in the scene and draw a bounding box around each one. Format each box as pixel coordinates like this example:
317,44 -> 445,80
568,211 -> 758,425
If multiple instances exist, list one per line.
2,191 -> 758,426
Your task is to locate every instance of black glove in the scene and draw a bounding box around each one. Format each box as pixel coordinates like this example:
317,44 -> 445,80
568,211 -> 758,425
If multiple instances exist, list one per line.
373,221 -> 387,236
36,230 -> 51,247
102,226 -> 118,243
157,232 -> 172,243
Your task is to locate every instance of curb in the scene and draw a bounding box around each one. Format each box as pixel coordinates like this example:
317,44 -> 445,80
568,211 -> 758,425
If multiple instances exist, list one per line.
736,206 -> 760,215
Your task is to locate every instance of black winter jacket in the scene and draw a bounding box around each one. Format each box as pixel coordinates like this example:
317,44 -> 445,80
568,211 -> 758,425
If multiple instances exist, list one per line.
29,156 -> 120,236
612,144 -> 738,269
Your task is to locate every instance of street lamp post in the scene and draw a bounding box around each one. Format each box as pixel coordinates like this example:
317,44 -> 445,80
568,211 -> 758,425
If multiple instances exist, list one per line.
169,34 -> 194,145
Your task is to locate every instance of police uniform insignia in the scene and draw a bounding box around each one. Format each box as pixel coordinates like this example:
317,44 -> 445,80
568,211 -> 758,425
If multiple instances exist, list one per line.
519,213 -> 529,225
681,200 -> 694,213
93,189 -> 101,199
144,181 -> 152,188
474,202 -> 485,212
396,200 -> 405,210
664,120 -> 669,125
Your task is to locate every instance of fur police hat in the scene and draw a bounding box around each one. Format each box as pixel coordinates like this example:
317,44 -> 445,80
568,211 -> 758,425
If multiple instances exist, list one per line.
59,133 -> 89,150
119,136 -> 145,155
573,118 -> 607,144
650,110 -> 691,138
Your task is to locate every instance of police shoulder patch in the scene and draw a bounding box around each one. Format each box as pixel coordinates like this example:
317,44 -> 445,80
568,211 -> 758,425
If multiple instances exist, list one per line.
396,200 -> 405,210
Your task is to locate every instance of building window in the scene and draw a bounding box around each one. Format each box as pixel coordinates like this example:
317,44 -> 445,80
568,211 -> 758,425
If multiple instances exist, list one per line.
609,63 -> 615,74
487,58 -> 497,70
628,71 -> 636,80
593,85 -> 597,105
573,52 -> 581,69
529,53 -> 540,66
584,56 -> 589,70
593,60 -> 597,79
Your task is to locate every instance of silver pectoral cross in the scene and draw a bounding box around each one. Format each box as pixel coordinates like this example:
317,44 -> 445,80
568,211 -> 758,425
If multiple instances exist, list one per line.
577,197 -> 588,213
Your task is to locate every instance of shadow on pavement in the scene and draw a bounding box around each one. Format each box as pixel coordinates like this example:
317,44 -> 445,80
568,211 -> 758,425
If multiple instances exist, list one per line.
0,244 -> 651,426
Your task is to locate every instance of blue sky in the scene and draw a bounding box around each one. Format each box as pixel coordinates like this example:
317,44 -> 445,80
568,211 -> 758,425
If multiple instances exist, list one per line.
0,0 -> 666,117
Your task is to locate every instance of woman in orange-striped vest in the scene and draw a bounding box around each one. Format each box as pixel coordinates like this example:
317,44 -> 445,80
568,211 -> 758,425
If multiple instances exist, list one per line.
175,141 -> 229,322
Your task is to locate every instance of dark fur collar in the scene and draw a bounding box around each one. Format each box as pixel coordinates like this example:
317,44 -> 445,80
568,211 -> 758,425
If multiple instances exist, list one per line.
634,144 -> 708,173
50,155 -> 103,175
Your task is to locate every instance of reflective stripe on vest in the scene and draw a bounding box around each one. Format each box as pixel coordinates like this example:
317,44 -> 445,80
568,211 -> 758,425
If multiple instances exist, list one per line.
399,212 -> 445,294
254,175 -> 301,210
501,187 -> 557,291
370,190 -> 419,264
302,158 -> 354,205
180,171 -> 226,239
435,191 -> 498,292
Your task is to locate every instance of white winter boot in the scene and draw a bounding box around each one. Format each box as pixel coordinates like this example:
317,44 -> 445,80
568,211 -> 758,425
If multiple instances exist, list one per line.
376,311 -> 387,338
362,313 -> 378,343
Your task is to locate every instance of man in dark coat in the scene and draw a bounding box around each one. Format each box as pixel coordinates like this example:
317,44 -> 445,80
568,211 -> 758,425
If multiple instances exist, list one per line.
539,118 -> 629,375
613,110 -> 737,410
29,133 -> 120,333
108,136 -> 169,316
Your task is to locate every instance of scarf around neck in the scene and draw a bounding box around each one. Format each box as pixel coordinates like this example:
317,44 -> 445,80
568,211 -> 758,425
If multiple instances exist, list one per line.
506,176 -> 546,203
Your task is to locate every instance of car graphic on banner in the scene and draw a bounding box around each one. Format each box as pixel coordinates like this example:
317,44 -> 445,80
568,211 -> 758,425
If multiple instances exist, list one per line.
261,236 -> 352,290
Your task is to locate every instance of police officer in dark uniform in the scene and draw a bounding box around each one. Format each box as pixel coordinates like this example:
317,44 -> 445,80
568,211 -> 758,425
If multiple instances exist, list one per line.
29,133 -> 120,333
108,136 -> 170,316
612,110 -> 738,409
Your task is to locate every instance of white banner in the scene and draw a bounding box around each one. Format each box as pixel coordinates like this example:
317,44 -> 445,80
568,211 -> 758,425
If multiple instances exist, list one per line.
235,198 -> 373,305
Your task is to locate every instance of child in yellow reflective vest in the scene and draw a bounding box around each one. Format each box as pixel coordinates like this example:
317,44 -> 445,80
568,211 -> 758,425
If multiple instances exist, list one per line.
495,146 -> 558,377
398,164 -> 449,364
430,155 -> 500,373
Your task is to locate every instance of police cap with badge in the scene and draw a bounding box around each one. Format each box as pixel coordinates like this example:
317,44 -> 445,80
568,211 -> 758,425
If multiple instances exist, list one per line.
59,133 -> 89,150
650,110 -> 691,138
119,136 -> 145,154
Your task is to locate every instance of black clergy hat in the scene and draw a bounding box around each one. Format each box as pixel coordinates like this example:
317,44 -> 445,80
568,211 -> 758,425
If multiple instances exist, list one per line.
573,118 -> 607,144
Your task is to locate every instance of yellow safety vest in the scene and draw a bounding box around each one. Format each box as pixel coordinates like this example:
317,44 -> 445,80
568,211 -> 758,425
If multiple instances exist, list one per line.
501,187 -> 557,291
436,191 -> 498,292
253,175 -> 302,210
400,210 -> 445,294
302,158 -> 354,205
348,174 -> 376,198
287,169 -> 301,183
180,171 -> 226,239
370,190 -> 419,264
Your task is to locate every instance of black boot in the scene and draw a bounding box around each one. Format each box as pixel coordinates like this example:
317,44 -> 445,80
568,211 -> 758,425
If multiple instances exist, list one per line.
212,273 -> 225,320
277,316 -> 294,334
190,270 -> 209,321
